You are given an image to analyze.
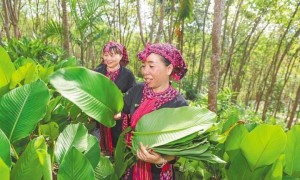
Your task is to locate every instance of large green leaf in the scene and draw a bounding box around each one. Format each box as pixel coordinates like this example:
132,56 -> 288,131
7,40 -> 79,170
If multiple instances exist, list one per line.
0,80 -> 50,143
264,155 -> 284,180
0,129 -> 11,167
225,125 -> 248,160
94,156 -> 115,179
49,67 -> 123,127
9,61 -> 38,89
0,157 -> 10,180
55,123 -> 100,168
55,123 -> 88,164
11,136 -> 52,180
240,124 -> 287,171
133,106 -> 216,148
0,46 -> 15,96
84,134 -> 101,169
285,125 -> 300,177
57,147 -> 95,180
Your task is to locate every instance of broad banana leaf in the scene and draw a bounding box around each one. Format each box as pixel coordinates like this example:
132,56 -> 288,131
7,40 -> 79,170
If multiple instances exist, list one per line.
57,147 -> 95,180
284,125 -> 300,177
0,46 -> 15,96
55,123 -> 100,168
132,106 -> 216,149
0,80 -> 50,143
49,67 -> 123,127
11,136 -> 52,180
84,134 -> 101,169
240,124 -> 287,171
0,157 -> 10,180
94,156 -> 115,179
0,129 -> 11,167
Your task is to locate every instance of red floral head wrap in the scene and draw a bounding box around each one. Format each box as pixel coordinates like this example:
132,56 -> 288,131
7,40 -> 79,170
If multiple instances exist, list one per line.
103,41 -> 129,66
137,43 -> 188,81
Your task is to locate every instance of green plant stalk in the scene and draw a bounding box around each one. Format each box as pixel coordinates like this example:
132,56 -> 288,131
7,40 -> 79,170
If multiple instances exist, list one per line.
11,144 -> 19,160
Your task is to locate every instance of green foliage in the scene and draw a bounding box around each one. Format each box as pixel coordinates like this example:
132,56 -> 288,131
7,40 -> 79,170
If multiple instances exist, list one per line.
0,129 -> 11,167
50,67 -> 123,127
11,136 -> 52,180
0,80 -> 50,143
0,46 -> 15,96
132,106 -> 224,163
57,147 -> 95,180
285,125 -> 300,177
0,157 -> 10,180
4,37 -> 63,64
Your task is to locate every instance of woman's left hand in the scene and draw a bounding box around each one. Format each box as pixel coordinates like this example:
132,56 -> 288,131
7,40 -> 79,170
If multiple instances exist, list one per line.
136,142 -> 166,164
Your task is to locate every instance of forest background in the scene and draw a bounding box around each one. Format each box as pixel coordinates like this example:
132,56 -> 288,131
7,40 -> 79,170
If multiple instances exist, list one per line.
1,0 -> 299,129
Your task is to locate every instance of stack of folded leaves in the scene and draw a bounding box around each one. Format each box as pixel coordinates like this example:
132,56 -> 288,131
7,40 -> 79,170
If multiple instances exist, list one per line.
131,106 -> 224,163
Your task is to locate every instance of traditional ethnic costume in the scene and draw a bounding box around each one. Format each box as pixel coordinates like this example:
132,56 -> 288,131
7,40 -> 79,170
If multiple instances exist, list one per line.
95,42 -> 135,156
123,43 -> 188,180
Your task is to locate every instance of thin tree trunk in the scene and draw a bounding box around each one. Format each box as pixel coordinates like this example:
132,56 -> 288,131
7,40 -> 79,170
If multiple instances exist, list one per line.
2,0 -> 11,41
136,0 -> 146,46
154,0 -> 166,43
221,0 -> 243,88
61,0 -> 70,57
168,0 -> 175,43
6,0 -> 21,39
273,48 -> 299,117
287,84 -> 300,129
208,0 -> 224,113
149,0 -> 157,43
262,28 -> 300,120
196,0 -> 211,91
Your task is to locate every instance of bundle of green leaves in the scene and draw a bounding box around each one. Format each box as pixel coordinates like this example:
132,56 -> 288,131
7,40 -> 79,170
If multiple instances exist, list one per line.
131,106 -> 224,163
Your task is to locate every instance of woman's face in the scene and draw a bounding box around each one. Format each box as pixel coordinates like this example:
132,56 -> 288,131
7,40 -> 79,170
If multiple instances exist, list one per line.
102,51 -> 122,69
141,53 -> 173,92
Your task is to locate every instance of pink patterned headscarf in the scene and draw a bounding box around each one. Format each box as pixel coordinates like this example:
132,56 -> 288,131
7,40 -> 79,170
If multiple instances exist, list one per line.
137,43 -> 188,81
103,41 -> 129,66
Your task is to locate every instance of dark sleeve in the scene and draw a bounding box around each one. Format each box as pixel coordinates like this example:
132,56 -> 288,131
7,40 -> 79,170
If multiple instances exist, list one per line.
123,83 -> 143,114
94,64 -> 106,75
115,67 -> 136,93
160,94 -> 188,109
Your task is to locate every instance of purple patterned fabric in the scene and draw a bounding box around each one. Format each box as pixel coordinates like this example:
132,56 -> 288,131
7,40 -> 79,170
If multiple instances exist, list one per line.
137,43 -> 188,81
141,83 -> 179,110
103,41 -> 129,66
106,68 -> 120,81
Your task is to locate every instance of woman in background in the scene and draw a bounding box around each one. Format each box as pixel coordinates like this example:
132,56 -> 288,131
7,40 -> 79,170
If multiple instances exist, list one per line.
95,41 -> 135,156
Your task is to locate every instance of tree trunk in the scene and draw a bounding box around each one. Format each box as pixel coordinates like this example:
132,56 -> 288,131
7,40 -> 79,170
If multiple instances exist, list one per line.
273,48 -> 299,118
149,0 -> 157,43
61,0 -> 70,57
168,0 -> 175,43
208,0 -> 224,113
154,0 -> 166,43
196,0 -> 211,92
5,0 -> 21,39
136,0 -> 146,46
220,0 -> 243,89
2,0 -> 11,41
287,84 -> 300,129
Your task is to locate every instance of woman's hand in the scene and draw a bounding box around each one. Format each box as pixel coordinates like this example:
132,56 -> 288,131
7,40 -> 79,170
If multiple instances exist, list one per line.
114,113 -> 121,120
136,142 -> 167,164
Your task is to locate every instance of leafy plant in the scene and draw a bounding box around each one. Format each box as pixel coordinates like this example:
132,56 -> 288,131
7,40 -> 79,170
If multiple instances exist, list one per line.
131,106 -> 224,163
49,67 -> 124,127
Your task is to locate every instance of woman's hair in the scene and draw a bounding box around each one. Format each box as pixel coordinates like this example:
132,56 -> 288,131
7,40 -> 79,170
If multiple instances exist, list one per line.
104,46 -> 122,55
159,55 -> 171,66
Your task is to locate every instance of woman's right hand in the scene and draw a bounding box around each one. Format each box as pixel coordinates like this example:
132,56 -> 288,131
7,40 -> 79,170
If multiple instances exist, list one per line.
114,113 -> 122,120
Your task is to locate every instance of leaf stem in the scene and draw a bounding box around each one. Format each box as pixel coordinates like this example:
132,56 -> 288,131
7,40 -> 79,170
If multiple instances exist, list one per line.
11,145 -> 19,160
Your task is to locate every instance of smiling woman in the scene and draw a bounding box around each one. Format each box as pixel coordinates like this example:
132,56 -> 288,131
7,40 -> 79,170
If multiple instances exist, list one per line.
119,43 -> 188,180
93,41 -> 136,157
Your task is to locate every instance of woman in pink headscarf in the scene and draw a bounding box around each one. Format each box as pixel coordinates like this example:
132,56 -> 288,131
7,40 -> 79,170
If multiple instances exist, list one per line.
117,43 -> 188,180
94,41 -> 135,156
